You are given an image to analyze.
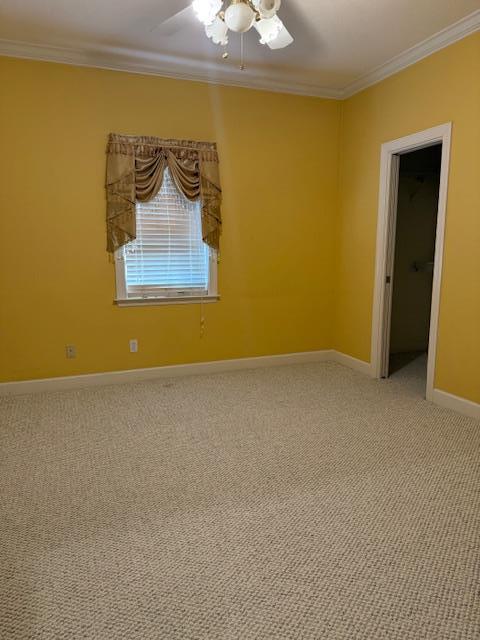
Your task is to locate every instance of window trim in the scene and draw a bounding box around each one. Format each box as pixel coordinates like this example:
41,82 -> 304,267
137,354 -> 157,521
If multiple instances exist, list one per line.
114,246 -> 218,307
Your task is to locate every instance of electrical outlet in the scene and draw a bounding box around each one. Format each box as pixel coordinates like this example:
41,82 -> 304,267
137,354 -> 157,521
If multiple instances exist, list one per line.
66,345 -> 76,359
129,339 -> 138,353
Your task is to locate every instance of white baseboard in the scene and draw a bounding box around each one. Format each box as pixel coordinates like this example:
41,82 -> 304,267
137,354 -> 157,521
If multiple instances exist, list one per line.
330,351 -> 373,376
430,388 -> 480,421
3,351 -> 476,421
0,350 -> 334,396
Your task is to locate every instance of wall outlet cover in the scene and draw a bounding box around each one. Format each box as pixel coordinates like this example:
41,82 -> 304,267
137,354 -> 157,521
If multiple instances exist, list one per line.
66,345 -> 76,359
129,339 -> 138,353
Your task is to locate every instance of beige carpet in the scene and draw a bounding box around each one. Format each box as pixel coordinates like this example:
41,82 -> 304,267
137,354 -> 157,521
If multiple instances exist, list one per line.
0,359 -> 479,639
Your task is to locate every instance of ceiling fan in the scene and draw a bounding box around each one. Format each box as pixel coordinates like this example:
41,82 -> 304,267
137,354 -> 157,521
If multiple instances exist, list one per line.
155,0 -> 293,65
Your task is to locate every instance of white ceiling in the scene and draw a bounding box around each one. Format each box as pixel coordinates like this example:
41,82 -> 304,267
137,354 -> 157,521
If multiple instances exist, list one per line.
0,0 -> 479,97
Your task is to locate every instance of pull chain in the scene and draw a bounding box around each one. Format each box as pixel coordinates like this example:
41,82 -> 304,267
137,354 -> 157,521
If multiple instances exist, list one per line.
240,32 -> 245,71
200,298 -> 205,338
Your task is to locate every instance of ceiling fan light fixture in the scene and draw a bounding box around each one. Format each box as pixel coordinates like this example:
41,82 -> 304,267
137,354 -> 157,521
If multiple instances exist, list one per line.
205,15 -> 229,45
188,0 -> 293,58
254,15 -> 282,44
192,0 -> 223,26
224,0 -> 255,33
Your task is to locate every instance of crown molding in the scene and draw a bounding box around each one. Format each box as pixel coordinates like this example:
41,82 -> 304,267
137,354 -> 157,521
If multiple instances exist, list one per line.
343,9 -> 480,98
0,38 -> 343,99
0,9 -> 479,100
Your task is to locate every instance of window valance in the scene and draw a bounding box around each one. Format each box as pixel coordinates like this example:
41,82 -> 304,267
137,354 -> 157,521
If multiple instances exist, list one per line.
105,133 -> 222,254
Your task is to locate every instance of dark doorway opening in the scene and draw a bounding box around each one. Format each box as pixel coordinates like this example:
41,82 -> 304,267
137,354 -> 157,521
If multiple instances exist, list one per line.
389,144 -> 442,377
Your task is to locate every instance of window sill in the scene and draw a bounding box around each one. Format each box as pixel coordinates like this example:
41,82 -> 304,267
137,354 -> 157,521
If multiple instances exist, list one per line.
114,295 -> 219,308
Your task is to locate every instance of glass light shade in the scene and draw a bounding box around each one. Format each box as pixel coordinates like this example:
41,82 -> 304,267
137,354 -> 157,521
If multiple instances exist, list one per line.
253,15 -> 282,44
205,16 -> 229,45
252,0 -> 281,19
192,0 -> 223,26
224,2 -> 255,33
266,20 -> 293,49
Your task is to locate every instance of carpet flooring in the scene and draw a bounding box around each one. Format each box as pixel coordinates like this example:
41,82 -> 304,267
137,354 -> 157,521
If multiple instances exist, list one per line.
0,359 -> 479,639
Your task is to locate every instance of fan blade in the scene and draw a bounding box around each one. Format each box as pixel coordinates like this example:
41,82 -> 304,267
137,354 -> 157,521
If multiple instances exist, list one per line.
267,19 -> 293,49
152,5 -> 196,36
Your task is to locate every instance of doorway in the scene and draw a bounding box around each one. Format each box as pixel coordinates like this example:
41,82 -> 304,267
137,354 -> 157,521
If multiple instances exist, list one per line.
371,124 -> 452,400
389,144 -> 442,376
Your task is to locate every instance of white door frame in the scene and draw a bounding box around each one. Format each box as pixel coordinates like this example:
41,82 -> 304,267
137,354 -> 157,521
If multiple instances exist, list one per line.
370,123 -> 452,401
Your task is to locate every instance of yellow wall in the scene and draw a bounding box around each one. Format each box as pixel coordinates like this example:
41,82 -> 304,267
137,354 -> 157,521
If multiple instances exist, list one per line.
0,56 -> 340,382
335,33 -> 480,403
1,35 -> 479,403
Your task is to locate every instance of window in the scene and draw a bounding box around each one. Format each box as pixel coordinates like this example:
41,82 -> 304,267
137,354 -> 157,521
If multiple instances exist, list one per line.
115,169 -> 217,306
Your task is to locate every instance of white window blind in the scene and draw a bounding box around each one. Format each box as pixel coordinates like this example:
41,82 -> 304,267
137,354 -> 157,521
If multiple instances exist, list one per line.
122,169 -> 209,298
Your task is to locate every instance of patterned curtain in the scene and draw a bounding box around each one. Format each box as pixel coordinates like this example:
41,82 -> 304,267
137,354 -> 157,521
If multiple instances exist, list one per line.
106,133 -> 222,253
